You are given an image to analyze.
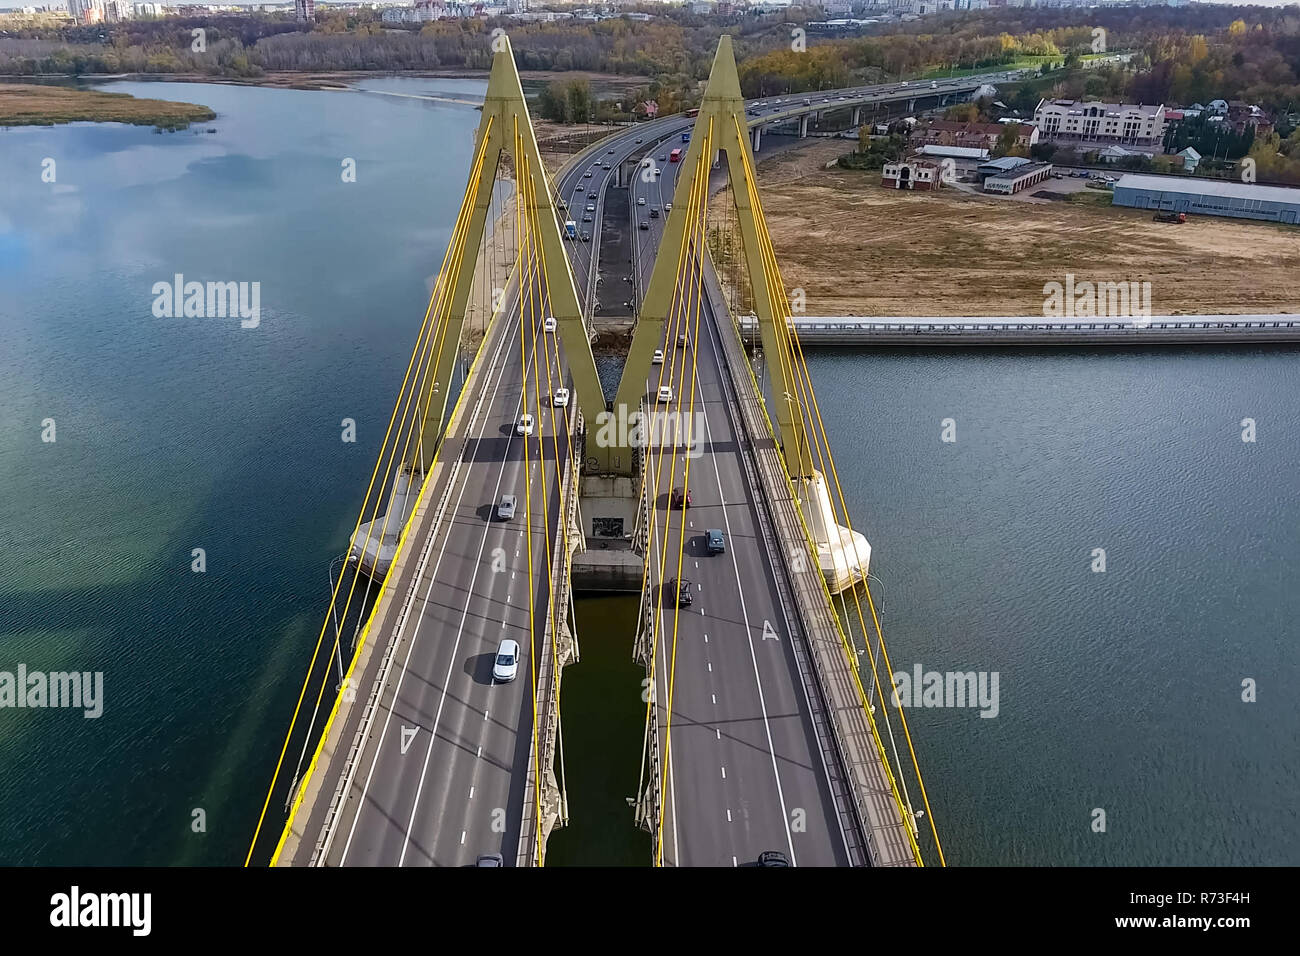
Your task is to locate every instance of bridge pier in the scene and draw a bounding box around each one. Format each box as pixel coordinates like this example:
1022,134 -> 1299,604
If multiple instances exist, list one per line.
852,106 -> 861,127
795,472 -> 871,594
798,114 -> 809,138
752,124 -> 762,152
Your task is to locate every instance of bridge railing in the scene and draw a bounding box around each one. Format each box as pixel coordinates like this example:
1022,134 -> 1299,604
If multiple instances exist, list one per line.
516,404 -> 584,867
631,408 -> 664,857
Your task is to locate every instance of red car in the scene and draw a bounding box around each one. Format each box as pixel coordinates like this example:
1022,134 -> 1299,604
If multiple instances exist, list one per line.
671,487 -> 692,509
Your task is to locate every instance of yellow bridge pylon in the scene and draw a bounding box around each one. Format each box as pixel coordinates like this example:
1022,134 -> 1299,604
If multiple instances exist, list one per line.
408,34 -> 604,473
612,35 -> 813,480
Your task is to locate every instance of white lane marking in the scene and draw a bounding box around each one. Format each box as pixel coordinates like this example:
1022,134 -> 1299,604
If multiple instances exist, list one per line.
727,809 -> 732,822
707,662 -> 712,673
721,766 -> 727,780
460,831 -> 466,845
403,301 -> 574,867
335,288 -> 525,866
699,286 -> 800,865
469,787 -> 475,799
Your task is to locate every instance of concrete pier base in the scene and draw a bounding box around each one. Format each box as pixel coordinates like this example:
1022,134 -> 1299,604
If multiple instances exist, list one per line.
796,471 -> 870,594
349,469 -> 421,579
573,475 -> 644,591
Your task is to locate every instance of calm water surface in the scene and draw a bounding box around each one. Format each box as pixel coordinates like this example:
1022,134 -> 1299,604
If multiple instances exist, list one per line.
0,80 -> 1295,865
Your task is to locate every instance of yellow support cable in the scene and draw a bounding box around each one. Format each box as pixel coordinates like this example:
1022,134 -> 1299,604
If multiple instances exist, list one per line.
740,163 -> 925,866
246,117 -> 496,865
734,133 -> 945,866
655,130 -> 713,865
639,133 -> 710,866
513,126 -> 545,869
526,150 -> 581,842
520,144 -> 564,863
264,123 -> 504,867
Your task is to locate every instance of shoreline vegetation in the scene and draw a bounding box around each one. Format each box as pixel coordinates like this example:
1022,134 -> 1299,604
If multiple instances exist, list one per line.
0,83 -> 215,129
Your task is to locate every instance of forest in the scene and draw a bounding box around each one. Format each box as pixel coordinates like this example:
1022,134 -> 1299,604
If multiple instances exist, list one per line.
2,5 -> 1298,139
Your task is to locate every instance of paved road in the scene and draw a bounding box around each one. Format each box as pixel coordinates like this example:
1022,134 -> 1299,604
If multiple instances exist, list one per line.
295,68 -> 998,865
625,130 -> 853,868
309,217 -> 587,867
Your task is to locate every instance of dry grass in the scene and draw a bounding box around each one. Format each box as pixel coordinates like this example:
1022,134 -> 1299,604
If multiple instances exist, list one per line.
717,140 -> 1300,317
0,83 -> 215,129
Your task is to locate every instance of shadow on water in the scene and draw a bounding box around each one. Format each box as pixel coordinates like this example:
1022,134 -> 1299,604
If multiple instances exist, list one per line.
545,594 -> 651,866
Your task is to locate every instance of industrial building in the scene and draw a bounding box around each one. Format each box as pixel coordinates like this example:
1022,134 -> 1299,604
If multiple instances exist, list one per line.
977,156 -> 1031,179
915,144 -> 988,161
1112,174 -> 1300,224
983,161 -> 1053,195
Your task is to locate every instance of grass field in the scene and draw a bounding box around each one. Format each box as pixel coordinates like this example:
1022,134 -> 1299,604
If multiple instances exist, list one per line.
0,84 -> 216,129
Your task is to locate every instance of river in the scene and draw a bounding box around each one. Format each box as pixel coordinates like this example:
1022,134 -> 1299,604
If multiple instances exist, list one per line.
0,78 -> 1294,866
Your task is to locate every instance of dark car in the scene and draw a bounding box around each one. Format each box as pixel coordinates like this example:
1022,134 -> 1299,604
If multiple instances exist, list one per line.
581,231 -> 591,242
666,577 -> 693,608
583,214 -> 593,222
476,853 -> 504,867
757,850 -> 790,867
650,208 -> 659,218
658,154 -> 667,162
671,487 -> 692,509
706,528 -> 725,554
640,221 -> 649,230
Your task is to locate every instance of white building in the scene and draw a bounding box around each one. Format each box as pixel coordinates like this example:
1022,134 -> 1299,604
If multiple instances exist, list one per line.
1033,98 -> 1167,150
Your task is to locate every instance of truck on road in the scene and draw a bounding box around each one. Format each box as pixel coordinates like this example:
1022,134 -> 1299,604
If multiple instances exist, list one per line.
564,219 -> 578,239
1153,211 -> 1187,224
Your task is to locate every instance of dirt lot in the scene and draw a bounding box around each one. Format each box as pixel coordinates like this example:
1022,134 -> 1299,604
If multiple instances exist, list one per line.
719,140 -> 1300,317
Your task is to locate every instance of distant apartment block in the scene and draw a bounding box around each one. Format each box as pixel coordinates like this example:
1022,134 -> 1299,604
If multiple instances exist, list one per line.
295,0 -> 314,22
66,0 -> 101,23
1034,98 -> 1167,151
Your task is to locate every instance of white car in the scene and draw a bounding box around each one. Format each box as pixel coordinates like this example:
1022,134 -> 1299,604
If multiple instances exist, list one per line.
637,197 -> 647,206
664,203 -> 672,211
651,349 -> 664,365
657,385 -> 673,403
552,387 -> 570,408
516,414 -> 534,436
543,315 -> 556,332
493,639 -> 519,683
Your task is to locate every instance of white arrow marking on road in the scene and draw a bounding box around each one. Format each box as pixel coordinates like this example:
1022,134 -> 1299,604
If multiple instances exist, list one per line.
400,726 -> 418,754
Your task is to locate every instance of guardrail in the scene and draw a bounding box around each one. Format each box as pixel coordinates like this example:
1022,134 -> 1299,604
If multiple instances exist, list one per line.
702,258 -> 903,866
631,411 -> 663,855
737,316 -> 1300,345
516,404 -> 583,867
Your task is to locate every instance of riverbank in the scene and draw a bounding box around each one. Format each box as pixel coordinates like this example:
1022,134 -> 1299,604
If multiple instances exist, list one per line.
0,68 -> 651,95
0,83 -> 215,129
